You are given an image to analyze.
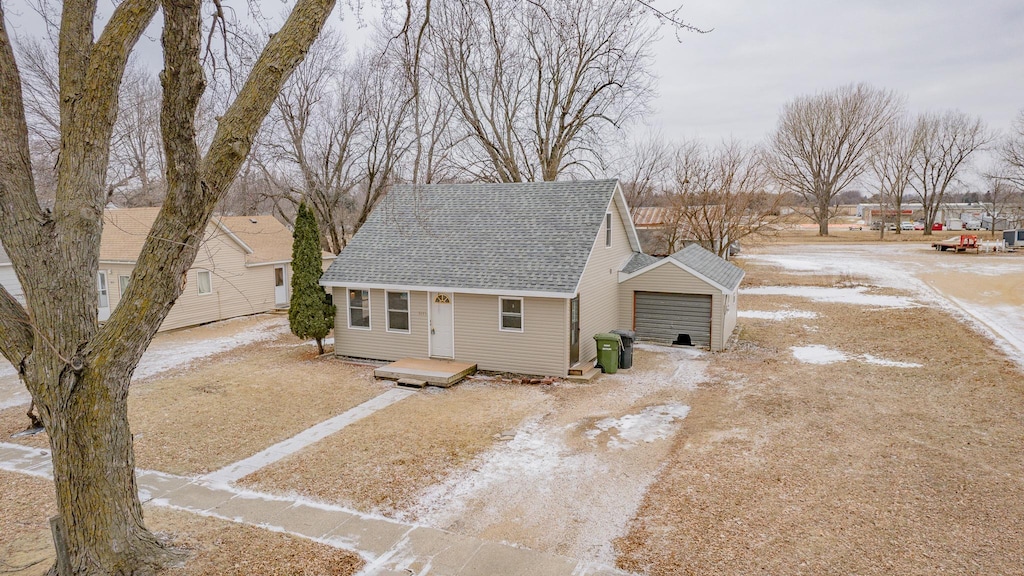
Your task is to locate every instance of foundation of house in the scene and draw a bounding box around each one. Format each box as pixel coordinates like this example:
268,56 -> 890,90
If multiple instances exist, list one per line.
374,358 -> 477,387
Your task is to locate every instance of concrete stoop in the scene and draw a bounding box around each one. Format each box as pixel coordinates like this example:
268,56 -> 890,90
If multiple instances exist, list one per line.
0,442 -> 633,576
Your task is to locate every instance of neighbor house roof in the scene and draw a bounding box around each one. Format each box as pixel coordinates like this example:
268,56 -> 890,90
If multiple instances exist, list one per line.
100,207 -> 256,263
631,206 -> 671,228
619,243 -> 745,293
668,244 -> 745,292
320,180 -> 638,296
219,215 -> 335,265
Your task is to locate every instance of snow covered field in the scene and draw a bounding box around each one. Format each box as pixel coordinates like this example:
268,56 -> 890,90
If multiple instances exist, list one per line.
741,243 -> 1024,369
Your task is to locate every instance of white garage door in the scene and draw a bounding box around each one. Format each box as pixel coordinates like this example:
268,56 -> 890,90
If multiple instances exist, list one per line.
634,291 -> 712,347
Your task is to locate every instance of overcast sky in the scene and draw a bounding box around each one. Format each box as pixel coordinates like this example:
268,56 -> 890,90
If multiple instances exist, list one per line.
646,0 -> 1024,145
7,0 -> 1022,156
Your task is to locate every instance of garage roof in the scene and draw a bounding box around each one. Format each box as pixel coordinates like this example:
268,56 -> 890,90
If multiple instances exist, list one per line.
621,244 -> 745,293
669,244 -> 744,292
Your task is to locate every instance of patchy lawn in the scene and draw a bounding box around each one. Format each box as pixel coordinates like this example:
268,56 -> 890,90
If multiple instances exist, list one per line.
2,332 -> 388,476
129,342 -> 387,475
0,471 -> 362,576
238,380 -> 550,515
615,267 -> 1024,574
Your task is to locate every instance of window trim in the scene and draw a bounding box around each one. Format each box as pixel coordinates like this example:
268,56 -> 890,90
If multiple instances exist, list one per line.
385,290 -> 411,333
197,270 -> 213,295
498,296 -> 524,333
118,274 -> 131,297
605,212 -> 612,247
347,288 -> 371,330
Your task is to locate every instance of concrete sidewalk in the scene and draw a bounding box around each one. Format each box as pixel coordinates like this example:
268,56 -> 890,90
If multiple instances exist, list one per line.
0,442 -> 631,576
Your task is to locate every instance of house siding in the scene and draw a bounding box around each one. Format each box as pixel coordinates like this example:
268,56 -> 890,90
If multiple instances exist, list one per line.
104,230 -> 278,332
576,200 -> 635,362
618,263 -> 727,351
453,294 -> 567,376
332,288 -> 430,361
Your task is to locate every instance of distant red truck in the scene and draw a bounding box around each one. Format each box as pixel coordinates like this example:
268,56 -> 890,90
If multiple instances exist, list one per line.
932,222 -> 944,231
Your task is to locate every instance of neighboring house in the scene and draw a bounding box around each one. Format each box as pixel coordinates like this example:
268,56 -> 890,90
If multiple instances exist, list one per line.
0,208 -> 334,332
320,180 -> 744,377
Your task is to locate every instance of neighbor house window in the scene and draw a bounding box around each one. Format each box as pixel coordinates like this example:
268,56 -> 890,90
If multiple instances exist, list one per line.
348,289 -> 370,329
386,291 -> 410,333
499,297 -> 523,332
605,213 -> 612,247
118,275 -> 130,297
197,270 -> 212,295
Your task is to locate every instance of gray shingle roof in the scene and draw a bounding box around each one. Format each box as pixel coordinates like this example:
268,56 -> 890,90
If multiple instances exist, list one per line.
669,244 -> 745,292
321,180 -> 621,294
621,252 -> 661,274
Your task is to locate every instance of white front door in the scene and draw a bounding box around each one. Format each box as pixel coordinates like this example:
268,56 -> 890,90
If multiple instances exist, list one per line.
429,292 -> 454,358
274,266 -> 288,306
97,271 -> 110,321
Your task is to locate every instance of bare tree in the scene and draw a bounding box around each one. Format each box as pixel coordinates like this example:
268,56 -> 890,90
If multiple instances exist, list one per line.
608,133 -> 672,211
767,83 -> 903,235
428,0 -> 657,182
870,115 -> 920,237
660,139 -> 781,258
998,109 -> 1024,191
0,0 -> 336,572
108,62 -> 166,206
910,110 -> 993,235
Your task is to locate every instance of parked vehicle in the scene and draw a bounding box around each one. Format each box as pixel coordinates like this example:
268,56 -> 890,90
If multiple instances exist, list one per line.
932,222 -> 944,231
913,222 -> 925,230
870,221 -> 883,230
900,221 -> 915,230
964,220 -> 982,230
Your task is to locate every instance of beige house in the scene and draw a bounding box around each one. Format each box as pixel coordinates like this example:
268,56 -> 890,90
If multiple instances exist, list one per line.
320,180 -> 743,377
97,208 -> 333,332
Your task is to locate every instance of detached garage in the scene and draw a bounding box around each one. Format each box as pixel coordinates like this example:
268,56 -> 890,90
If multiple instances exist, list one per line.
618,244 -> 744,351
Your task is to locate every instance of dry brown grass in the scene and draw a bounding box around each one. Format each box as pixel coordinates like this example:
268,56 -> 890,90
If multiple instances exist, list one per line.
0,471 -> 362,576
1,340 -> 388,475
239,380 -> 549,514
129,343 -> 388,475
615,283 -> 1024,574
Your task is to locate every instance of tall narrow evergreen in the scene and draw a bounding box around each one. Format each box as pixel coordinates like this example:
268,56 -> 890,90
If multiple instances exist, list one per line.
290,202 -> 336,354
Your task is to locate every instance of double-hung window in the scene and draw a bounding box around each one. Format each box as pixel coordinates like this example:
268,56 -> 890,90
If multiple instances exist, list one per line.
499,297 -> 523,332
605,213 -> 612,247
348,289 -> 370,329
118,275 -> 131,297
386,291 -> 410,332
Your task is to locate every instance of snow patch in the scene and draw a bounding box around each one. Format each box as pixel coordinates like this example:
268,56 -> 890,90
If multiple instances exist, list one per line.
791,345 -> 922,368
133,317 -> 288,380
861,354 -> 922,368
586,404 -> 690,449
739,309 -> 818,320
743,286 -> 918,308
791,345 -> 848,364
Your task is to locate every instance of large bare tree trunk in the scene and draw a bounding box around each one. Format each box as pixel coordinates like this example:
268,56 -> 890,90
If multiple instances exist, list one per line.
0,0 -> 336,572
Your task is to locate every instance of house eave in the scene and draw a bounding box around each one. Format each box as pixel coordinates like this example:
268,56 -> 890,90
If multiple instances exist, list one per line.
320,280 -> 575,299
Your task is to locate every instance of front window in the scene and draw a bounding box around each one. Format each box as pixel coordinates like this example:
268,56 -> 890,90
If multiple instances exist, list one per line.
119,275 -> 130,297
387,291 -> 410,332
197,270 -> 212,295
348,289 -> 370,329
499,297 -> 523,332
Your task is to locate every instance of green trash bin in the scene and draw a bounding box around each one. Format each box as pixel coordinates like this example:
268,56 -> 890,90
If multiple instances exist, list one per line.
593,333 -> 622,374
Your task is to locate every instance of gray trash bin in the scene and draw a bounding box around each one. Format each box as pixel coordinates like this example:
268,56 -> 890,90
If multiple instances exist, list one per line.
610,329 -> 635,369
